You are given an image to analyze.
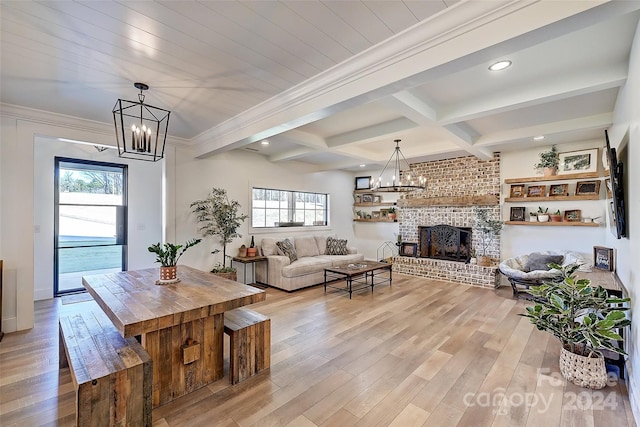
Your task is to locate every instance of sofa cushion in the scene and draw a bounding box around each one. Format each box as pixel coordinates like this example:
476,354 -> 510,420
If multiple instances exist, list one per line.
261,238 -> 279,256
314,234 -> 336,255
295,236 -> 320,258
325,237 -> 348,255
276,239 -> 297,262
282,257 -> 333,278
317,253 -> 365,266
524,253 -> 565,272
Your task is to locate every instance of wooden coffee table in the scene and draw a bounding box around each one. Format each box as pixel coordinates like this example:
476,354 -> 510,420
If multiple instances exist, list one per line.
324,261 -> 392,298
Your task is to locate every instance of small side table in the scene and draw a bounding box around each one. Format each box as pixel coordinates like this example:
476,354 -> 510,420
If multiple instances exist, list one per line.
231,256 -> 268,286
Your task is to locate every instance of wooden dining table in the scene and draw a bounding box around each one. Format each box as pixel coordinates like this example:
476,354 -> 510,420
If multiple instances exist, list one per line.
82,265 -> 266,407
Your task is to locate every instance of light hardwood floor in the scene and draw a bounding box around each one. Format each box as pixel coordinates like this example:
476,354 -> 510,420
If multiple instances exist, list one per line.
0,274 -> 636,427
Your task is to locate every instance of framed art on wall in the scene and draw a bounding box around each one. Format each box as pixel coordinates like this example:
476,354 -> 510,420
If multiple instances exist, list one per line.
527,185 -> 546,197
564,209 -> 581,222
361,193 -> 374,203
575,180 -> 600,196
510,185 -> 525,198
400,242 -> 417,257
558,148 -> 598,175
355,176 -> 371,190
549,183 -> 568,196
510,207 -> 526,221
593,246 -> 614,271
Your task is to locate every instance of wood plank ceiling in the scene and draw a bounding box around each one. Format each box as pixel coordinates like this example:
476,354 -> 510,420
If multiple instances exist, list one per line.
1,1 -> 639,171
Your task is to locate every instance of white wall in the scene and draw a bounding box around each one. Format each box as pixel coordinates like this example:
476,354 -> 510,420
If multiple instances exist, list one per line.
171,147 -> 358,279
32,136 -> 163,300
0,107 -> 169,332
500,138 -> 609,263
607,18 -> 640,422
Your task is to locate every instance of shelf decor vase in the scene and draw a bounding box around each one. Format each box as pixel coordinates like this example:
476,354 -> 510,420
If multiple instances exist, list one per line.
543,167 -> 557,177
537,214 -> 549,222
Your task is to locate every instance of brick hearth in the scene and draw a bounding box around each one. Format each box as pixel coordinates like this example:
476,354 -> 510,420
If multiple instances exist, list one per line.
393,256 -> 500,289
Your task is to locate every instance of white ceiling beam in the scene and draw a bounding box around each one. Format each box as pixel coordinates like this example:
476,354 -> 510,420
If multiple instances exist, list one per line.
192,0 -> 606,158
475,113 -> 613,146
381,91 -> 493,160
268,147 -> 318,162
325,117 -> 417,147
272,129 -> 328,149
439,65 -> 627,124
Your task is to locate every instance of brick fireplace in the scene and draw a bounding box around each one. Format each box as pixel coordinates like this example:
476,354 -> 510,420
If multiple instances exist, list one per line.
393,154 -> 501,289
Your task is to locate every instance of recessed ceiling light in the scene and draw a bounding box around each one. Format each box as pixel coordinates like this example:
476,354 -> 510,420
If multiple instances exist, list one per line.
488,60 -> 512,71
260,140 -> 270,146
360,164 -> 366,168
533,135 -> 545,141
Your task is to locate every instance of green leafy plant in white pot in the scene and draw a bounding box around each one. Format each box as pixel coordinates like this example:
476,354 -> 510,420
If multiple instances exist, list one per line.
522,263 -> 630,389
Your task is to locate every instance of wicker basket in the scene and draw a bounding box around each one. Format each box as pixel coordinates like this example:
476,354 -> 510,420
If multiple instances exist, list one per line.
559,347 -> 607,389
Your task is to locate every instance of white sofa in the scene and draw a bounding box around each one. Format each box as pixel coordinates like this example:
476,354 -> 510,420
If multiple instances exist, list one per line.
255,234 -> 364,291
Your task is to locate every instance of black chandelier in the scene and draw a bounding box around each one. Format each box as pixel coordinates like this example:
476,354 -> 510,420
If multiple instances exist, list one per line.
371,139 -> 426,192
113,82 -> 170,162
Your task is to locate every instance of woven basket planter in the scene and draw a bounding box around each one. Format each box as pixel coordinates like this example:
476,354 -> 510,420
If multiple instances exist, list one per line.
559,347 -> 607,389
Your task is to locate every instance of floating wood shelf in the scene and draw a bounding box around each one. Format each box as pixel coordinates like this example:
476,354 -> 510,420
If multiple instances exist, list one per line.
397,195 -> 499,208
505,221 -> 599,227
353,202 -> 396,207
504,171 -> 600,184
353,219 -> 397,223
504,194 -> 600,202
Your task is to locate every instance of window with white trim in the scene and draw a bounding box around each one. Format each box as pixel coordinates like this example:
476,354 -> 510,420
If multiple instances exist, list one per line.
251,187 -> 328,228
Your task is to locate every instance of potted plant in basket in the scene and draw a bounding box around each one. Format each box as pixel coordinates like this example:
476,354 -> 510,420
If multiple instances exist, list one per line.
388,207 -> 397,221
534,145 -> 559,176
521,263 -> 630,389
191,187 -> 249,281
473,207 -> 503,266
148,239 -> 201,283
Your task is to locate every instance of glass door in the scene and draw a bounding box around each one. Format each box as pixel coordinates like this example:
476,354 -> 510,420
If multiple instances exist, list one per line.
54,158 -> 127,295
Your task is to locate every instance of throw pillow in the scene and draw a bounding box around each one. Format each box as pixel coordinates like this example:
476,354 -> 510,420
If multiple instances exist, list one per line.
276,239 -> 298,262
524,253 -> 564,272
325,237 -> 348,255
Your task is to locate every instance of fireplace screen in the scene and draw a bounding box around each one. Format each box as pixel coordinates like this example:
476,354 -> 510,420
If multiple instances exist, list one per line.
419,225 -> 472,262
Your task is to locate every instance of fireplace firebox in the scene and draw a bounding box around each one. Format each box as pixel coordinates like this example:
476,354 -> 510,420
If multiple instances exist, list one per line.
419,225 -> 472,262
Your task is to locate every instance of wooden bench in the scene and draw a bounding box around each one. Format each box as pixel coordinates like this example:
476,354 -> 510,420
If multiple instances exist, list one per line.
224,307 -> 271,384
59,307 -> 152,426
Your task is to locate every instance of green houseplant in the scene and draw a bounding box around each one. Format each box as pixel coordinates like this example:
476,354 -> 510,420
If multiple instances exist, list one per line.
190,188 -> 249,276
148,238 -> 201,283
522,263 -> 630,389
534,145 -> 559,176
473,207 -> 503,266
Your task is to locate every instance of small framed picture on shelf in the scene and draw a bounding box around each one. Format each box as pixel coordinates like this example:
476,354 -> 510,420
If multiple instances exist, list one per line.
355,176 -> 371,190
361,193 -> 374,203
509,207 -> 526,221
380,209 -> 389,218
593,246 -> 614,271
605,178 -> 612,198
373,195 -> 382,203
575,180 -> 601,196
564,209 -> 581,222
510,185 -> 525,198
549,183 -> 568,197
371,211 -> 381,219
558,148 -> 598,175
400,242 -> 418,257
527,185 -> 546,197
